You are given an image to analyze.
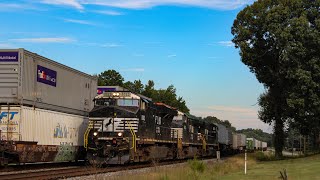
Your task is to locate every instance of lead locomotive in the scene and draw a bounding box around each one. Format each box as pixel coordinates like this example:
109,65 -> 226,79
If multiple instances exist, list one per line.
85,90 -> 219,166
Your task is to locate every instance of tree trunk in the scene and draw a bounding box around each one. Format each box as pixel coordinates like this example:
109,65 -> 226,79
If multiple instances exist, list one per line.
274,118 -> 284,159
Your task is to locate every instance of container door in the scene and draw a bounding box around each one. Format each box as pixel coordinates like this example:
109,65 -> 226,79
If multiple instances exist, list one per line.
0,106 -> 20,141
0,51 -> 20,102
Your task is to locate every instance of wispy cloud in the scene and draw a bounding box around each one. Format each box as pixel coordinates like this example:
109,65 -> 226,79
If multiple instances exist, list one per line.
63,18 -> 97,26
167,54 -> 177,58
218,41 -> 234,47
93,10 -> 124,16
80,0 -> 253,10
101,43 -> 122,48
41,0 -> 83,10
0,43 -> 14,48
82,42 -> 123,48
0,3 -> 41,11
10,37 -> 75,43
121,68 -> 145,72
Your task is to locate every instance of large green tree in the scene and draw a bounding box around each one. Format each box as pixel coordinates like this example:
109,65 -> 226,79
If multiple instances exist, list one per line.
98,70 -> 124,86
232,0 -> 320,158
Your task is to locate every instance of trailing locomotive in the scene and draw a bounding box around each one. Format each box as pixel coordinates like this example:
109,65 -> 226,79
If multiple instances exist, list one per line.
85,89 -> 219,165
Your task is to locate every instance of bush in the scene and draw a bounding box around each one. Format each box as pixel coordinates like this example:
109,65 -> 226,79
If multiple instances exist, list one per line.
255,151 -> 277,161
188,157 -> 206,173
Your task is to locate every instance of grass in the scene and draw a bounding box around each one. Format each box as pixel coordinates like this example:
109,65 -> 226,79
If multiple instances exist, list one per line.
221,153 -> 320,180
96,153 -> 320,180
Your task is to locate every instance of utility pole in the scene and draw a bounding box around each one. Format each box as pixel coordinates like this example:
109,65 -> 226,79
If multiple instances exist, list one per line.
244,150 -> 247,175
304,136 -> 306,155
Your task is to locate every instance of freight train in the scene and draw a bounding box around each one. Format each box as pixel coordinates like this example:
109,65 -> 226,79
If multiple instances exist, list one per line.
0,49 -> 267,166
84,88 -> 252,166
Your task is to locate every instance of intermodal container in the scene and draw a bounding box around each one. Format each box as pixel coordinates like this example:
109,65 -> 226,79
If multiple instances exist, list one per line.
0,49 -> 97,116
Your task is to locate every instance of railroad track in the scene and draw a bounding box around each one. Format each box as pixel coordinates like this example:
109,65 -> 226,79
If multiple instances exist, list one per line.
0,158 -> 218,180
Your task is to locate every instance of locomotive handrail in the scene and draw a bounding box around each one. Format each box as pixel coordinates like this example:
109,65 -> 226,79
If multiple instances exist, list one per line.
84,121 -> 94,150
126,121 -> 137,153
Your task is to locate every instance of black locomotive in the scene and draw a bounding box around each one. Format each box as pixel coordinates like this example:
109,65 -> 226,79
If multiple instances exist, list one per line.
84,90 -> 219,165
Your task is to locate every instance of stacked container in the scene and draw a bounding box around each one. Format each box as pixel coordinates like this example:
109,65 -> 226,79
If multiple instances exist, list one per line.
0,49 -> 97,163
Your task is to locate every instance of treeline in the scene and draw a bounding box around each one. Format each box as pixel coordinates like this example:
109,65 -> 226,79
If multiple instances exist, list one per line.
97,70 -> 190,113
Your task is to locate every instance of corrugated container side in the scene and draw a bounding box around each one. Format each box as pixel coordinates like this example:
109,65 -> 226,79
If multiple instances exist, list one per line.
20,106 -> 88,146
232,134 -> 238,149
0,49 -> 97,116
237,134 -> 246,147
0,105 -> 88,146
217,124 -> 228,144
22,50 -> 97,115
0,49 -> 22,103
227,129 -> 233,145
262,142 -> 267,148
255,140 -> 260,149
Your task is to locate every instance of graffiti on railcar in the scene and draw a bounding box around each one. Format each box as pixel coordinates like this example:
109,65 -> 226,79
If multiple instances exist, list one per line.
53,123 -> 68,138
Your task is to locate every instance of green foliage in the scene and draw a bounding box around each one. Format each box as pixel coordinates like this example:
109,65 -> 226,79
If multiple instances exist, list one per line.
188,158 -> 206,179
159,174 -> 169,180
97,69 -> 124,86
255,151 -> 277,161
232,0 -> 320,157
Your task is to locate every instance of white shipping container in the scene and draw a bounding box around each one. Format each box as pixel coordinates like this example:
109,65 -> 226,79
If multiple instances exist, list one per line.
232,134 -> 238,149
262,142 -> 267,148
237,133 -> 246,147
0,105 -> 88,146
255,140 -> 260,149
216,124 -> 228,144
0,49 -> 97,116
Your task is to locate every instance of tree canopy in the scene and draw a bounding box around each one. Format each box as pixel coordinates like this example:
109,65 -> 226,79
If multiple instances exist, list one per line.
232,0 -> 320,158
97,69 -> 190,113
98,70 -> 124,86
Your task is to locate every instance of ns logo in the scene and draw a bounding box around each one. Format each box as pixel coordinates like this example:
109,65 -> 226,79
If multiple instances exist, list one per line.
0,112 -> 18,121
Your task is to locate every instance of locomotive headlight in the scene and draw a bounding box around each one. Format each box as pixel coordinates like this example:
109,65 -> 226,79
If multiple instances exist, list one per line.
117,132 -> 123,137
93,132 -> 98,136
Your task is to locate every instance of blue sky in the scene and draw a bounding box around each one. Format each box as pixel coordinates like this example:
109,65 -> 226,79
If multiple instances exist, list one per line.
0,0 -> 271,132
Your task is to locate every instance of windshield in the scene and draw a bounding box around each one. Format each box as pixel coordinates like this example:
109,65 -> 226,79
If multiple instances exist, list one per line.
117,99 -> 139,107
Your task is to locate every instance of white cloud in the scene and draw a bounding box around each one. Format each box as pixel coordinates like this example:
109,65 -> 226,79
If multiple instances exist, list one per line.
93,10 -> 124,16
0,3 -> 41,11
101,43 -> 122,48
121,68 -> 145,72
80,0 -> 253,10
167,54 -> 177,58
218,41 -> 234,47
63,18 -> 97,26
41,0 -> 83,10
82,42 -> 123,48
10,37 -> 75,43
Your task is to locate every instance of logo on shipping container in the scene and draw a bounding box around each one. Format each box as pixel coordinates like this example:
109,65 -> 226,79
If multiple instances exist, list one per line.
37,65 -> 57,87
0,112 -> 18,121
97,88 -> 116,94
0,52 -> 18,62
